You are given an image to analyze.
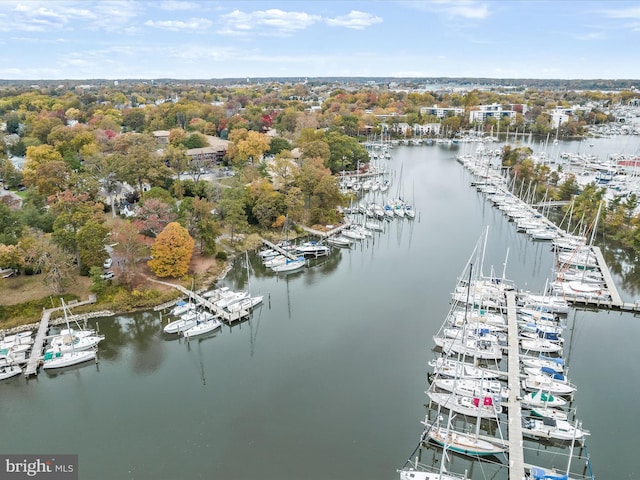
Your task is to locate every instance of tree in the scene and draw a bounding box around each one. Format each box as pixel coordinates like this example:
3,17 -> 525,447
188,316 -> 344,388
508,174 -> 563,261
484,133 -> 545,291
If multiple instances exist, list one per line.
148,222 -> 194,278
113,133 -> 170,192
325,131 -> 368,173
76,221 -> 109,275
112,218 -> 150,286
268,137 -> 292,156
23,144 -> 64,187
0,244 -> 24,272
227,128 -> 271,167
179,197 -> 219,254
135,198 -> 176,237
122,109 -> 146,132
0,202 -> 23,245
20,229 -> 75,294
49,190 -> 105,269
218,184 -> 249,240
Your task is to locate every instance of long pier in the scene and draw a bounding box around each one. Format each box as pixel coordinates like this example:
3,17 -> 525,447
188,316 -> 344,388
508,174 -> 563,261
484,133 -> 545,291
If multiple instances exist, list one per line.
505,291 -> 525,480
24,297 -> 97,377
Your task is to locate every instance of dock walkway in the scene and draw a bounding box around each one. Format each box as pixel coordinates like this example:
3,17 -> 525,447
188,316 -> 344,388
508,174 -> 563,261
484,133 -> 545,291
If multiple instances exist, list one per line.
505,291 -> 525,480
149,279 -> 249,324
260,239 -> 299,260
24,296 -> 97,377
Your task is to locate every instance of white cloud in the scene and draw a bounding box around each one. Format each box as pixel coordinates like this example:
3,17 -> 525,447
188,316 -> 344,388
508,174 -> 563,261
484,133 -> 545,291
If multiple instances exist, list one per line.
145,18 -> 212,31
405,0 -> 490,20
219,9 -> 321,36
573,31 -> 606,41
602,6 -> 640,19
325,11 -> 383,30
158,1 -> 199,11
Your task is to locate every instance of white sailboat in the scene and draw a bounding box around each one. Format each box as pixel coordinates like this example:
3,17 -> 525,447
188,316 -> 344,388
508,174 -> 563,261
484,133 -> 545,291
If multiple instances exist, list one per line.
43,299 -> 97,370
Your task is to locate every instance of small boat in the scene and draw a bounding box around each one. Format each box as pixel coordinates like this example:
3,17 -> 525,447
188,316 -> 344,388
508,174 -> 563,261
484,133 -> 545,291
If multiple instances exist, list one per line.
522,417 -> 589,441
427,392 -> 502,418
170,300 -> 195,316
42,349 -> 97,370
529,406 -> 568,421
0,364 -> 22,380
227,295 -> 263,313
429,357 -> 500,380
182,316 -> 222,339
214,290 -> 250,309
326,235 -> 352,247
45,333 -> 104,354
271,257 -> 306,273
423,423 -> 507,457
528,465 -> 576,480
437,337 -> 503,360
521,354 -> 564,373
296,241 -> 330,256
163,309 -> 201,334
522,374 -> 576,396
521,390 -> 567,408
521,338 -> 563,353
264,255 -> 286,268
432,377 -> 509,400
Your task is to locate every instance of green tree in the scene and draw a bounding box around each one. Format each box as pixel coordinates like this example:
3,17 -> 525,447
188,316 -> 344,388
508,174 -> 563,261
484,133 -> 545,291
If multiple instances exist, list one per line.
218,184 -> 249,240
325,131 -> 368,173
0,202 -> 23,245
77,221 -> 109,275
268,137 -> 292,156
49,190 -> 105,269
122,109 -> 146,132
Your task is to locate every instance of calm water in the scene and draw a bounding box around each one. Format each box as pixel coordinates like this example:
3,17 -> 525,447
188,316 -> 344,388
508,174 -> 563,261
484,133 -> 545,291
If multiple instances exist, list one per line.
2,138 -> 640,480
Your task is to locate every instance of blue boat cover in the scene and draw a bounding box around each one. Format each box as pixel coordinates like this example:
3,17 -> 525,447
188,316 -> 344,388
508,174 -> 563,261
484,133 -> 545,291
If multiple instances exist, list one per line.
530,467 -> 568,480
540,354 -> 564,365
540,366 -> 563,378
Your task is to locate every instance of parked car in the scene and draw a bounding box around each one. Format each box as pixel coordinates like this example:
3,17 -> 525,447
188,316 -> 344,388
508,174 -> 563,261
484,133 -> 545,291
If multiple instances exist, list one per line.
103,258 -> 113,269
100,271 -> 114,280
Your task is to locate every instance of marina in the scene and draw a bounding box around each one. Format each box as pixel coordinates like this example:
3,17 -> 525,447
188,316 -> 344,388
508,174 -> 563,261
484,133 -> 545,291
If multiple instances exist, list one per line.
1,138 -> 639,479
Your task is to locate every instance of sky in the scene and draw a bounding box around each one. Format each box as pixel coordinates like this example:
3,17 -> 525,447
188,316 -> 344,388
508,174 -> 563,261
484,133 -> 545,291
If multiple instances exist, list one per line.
0,0 -> 639,80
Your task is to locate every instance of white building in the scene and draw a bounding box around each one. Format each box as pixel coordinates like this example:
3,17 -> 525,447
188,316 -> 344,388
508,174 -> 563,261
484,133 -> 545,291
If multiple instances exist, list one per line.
420,105 -> 465,119
469,103 -> 518,123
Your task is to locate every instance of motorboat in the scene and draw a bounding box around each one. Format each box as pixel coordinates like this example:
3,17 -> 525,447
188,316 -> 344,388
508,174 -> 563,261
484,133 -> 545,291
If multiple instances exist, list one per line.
0,364 -> 22,380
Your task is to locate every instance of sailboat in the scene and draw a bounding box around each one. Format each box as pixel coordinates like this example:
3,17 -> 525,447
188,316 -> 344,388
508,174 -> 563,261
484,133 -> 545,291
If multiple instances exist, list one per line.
422,414 -> 507,457
43,299 -> 97,370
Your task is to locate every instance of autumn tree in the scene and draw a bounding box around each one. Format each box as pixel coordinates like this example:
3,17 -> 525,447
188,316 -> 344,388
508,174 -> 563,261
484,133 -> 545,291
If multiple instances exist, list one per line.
113,133 -> 169,192
20,229 -> 76,294
148,222 -> 194,278
112,218 -> 150,286
227,128 -> 271,167
0,244 -> 24,272
135,198 -> 176,237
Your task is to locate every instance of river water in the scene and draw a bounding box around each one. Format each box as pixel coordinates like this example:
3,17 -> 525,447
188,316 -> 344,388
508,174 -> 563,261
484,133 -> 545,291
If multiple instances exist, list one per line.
1,137 -> 639,480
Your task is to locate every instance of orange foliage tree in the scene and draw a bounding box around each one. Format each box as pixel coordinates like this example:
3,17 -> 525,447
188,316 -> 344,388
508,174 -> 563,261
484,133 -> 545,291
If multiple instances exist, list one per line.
147,222 -> 194,278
